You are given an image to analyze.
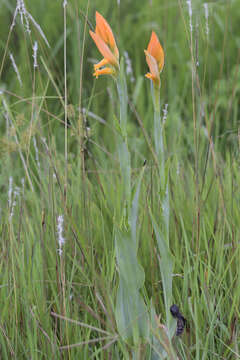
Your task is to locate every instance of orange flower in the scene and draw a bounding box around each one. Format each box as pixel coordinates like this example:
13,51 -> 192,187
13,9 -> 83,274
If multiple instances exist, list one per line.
89,12 -> 119,78
144,31 -> 164,87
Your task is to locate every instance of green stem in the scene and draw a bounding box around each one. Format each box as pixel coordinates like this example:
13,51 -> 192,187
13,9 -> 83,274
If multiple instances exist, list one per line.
151,82 -> 172,329
116,60 -> 131,218
153,84 -> 164,184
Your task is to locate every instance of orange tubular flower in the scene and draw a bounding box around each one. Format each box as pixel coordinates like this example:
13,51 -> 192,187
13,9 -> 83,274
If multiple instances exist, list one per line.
89,11 -> 119,78
144,31 -> 164,88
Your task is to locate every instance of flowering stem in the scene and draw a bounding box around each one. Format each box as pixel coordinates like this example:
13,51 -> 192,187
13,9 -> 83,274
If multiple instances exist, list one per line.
114,61 -> 149,347
152,84 -> 169,243
116,69 -> 127,140
151,82 -> 172,332
116,59 -> 131,217
152,84 -> 164,184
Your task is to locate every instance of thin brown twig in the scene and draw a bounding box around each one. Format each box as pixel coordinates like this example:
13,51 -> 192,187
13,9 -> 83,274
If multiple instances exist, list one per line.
50,311 -> 113,336
59,335 -> 117,350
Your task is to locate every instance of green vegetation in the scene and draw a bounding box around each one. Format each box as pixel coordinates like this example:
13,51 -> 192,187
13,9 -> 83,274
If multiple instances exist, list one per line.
0,0 -> 239,358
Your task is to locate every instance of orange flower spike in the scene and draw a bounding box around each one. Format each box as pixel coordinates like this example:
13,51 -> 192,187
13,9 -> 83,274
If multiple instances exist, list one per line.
144,31 -> 164,87
147,31 -> 164,72
90,12 -> 119,78
95,11 -> 119,59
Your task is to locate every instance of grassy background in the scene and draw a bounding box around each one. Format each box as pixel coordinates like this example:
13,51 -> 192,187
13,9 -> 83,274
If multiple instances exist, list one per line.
0,0 -> 239,358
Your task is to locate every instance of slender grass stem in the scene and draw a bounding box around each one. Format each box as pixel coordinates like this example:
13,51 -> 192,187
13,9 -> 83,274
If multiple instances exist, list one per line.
63,0 -> 68,204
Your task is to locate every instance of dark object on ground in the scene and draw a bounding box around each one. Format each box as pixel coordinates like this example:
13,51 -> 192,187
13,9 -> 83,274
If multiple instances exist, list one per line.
170,304 -> 186,336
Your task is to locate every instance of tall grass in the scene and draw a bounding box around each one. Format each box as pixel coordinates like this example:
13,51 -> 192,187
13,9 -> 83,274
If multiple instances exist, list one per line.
0,0 -> 239,358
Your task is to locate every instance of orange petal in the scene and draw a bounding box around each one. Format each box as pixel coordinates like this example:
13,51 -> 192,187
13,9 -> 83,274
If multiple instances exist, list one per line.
147,31 -> 164,72
90,31 -> 118,67
145,72 -> 153,80
94,58 -> 109,70
144,50 -> 160,85
95,11 -> 118,58
93,67 -> 115,78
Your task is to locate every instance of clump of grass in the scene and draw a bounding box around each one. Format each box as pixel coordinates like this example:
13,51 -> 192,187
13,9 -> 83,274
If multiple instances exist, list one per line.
0,0 -> 239,358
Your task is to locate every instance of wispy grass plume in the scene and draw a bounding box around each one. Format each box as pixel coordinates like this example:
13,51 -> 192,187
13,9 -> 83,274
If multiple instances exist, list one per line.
9,53 -> 22,87
57,214 -> 65,256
